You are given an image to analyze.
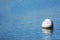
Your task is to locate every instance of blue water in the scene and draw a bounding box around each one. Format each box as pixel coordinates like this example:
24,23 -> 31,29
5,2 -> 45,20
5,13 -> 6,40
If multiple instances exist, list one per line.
0,0 -> 60,40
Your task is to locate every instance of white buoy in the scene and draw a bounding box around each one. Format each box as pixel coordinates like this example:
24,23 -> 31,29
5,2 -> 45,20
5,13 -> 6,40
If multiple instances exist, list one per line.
42,19 -> 53,29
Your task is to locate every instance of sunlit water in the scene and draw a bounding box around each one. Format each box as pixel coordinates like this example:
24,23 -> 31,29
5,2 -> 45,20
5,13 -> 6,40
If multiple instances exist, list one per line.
0,0 -> 60,40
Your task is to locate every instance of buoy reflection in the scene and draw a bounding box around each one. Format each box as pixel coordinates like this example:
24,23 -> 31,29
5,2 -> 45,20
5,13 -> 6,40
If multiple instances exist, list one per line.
42,28 -> 53,40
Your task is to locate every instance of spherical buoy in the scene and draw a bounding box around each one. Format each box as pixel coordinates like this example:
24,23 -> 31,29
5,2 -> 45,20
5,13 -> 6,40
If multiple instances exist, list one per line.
42,19 -> 53,29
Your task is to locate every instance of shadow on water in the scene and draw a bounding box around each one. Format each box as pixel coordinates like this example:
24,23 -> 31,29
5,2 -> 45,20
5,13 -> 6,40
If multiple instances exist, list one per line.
42,28 -> 53,40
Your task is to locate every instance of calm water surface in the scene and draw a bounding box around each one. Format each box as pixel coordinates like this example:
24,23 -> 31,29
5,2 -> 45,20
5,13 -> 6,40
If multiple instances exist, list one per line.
0,0 -> 60,40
